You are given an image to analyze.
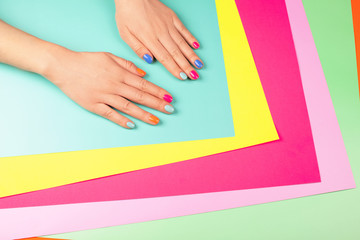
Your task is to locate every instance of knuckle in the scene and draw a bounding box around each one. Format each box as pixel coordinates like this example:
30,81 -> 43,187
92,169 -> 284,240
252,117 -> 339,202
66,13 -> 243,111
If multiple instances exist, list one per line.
177,24 -> 187,34
176,37 -> 187,47
133,44 -> 144,55
125,60 -> 135,69
189,53 -> 198,60
158,53 -> 172,63
103,108 -> 114,119
168,9 -> 178,19
134,91 -> 145,103
121,101 -> 132,113
158,29 -> 170,38
139,79 -> 149,91
169,48 -> 182,58
168,9 -> 176,16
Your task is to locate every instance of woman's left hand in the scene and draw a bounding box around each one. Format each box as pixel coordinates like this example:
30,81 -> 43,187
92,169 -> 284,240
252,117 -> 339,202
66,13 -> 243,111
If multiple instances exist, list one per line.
114,0 -> 204,80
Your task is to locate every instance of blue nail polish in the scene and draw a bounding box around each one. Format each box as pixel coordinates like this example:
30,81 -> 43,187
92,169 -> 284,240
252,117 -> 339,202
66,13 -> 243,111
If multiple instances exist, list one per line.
127,122 -> 135,129
194,60 -> 203,68
165,105 -> 175,113
180,72 -> 188,80
143,54 -> 153,64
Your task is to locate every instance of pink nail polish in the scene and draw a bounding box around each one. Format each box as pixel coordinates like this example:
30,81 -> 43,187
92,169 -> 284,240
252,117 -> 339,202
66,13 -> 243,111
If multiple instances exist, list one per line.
190,70 -> 199,80
163,94 -> 173,103
193,42 -> 200,49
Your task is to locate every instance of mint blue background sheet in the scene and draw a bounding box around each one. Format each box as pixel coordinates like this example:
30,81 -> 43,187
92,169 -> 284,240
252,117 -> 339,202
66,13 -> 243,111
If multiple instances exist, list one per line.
0,0 -> 234,157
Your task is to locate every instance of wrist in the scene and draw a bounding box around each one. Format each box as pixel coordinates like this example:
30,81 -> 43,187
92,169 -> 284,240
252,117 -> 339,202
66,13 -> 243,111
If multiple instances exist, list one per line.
36,42 -> 72,81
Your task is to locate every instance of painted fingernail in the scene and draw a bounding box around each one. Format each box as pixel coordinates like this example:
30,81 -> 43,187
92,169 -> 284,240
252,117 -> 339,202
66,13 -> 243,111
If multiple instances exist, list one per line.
190,70 -> 199,80
126,122 -> 135,129
143,54 -> 153,64
163,94 -> 173,103
193,42 -> 200,49
149,115 -> 159,125
136,68 -> 146,76
194,60 -> 203,69
165,105 -> 175,113
180,72 -> 188,80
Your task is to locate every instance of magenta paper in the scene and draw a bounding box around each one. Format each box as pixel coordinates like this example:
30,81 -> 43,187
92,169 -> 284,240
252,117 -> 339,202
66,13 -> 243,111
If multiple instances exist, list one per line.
0,0 -> 320,209
0,0 -> 355,239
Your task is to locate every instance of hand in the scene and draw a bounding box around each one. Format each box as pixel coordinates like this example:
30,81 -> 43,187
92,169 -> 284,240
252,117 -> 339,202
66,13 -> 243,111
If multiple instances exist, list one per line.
43,49 -> 175,129
114,0 -> 204,80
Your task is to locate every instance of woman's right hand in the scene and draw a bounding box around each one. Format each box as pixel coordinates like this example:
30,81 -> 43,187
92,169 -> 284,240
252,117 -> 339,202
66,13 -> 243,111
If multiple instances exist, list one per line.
42,48 -> 174,129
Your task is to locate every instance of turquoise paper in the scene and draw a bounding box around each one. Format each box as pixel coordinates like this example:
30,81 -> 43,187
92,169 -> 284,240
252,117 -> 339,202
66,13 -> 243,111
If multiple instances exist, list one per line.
0,0 -> 234,157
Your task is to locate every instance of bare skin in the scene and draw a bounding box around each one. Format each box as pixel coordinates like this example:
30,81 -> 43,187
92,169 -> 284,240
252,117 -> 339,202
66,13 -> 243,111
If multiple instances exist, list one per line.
0,20 -> 174,129
115,0 -> 204,80
0,0 -> 198,129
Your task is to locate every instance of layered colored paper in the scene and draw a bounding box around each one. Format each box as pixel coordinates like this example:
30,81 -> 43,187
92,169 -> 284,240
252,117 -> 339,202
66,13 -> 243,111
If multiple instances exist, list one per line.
43,0 -> 356,238
0,0 -> 278,198
0,0 -> 235,158
351,0 -> 360,95
0,0 -> 321,209
0,0 -> 355,239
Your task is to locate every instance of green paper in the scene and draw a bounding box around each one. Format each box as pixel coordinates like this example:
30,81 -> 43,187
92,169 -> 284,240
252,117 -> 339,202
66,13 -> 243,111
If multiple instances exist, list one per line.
48,0 -> 360,239
0,0 -> 234,157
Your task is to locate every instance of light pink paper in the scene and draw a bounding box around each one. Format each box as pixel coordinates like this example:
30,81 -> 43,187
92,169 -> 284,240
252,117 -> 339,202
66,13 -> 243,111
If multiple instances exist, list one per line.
0,0 -> 355,239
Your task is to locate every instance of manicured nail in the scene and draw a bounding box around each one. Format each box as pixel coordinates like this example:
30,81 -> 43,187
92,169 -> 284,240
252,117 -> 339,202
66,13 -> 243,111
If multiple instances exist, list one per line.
180,72 -> 188,80
163,94 -> 173,103
194,60 -> 203,69
126,122 -> 135,129
143,54 -> 153,64
190,70 -> 199,80
136,68 -> 146,76
193,42 -> 200,49
164,105 -> 174,113
149,115 -> 159,125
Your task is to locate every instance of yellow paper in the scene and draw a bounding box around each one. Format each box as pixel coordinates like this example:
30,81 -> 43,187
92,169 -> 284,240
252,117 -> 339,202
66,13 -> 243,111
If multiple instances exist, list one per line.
0,0 -> 278,197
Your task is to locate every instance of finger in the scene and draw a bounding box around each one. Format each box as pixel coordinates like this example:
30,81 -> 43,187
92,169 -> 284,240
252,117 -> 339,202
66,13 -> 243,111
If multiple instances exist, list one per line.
107,53 -> 147,77
173,15 -> 200,49
121,31 -> 154,64
159,34 -> 199,80
105,95 -> 160,125
170,29 -> 204,70
148,40 -> 187,80
116,82 -> 175,114
122,74 -> 174,103
92,104 -> 135,129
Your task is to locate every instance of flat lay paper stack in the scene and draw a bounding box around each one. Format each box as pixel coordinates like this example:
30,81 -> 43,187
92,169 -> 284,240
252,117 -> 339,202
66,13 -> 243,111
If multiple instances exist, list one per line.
0,0 -> 321,207
0,0 -> 279,198
0,0 -> 358,239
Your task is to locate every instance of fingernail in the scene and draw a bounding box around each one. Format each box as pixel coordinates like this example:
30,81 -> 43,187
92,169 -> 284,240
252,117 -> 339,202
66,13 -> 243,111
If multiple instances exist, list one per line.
136,68 -> 146,76
143,54 -> 153,64
194,60 -> 203,69
193,42 -> 200,49
164,105 -> 174,113
149,115 -> 159,125
163,94 -> 173,103
180,72 -> 188,80
190,70 -> 199,80
126,122 -> 135,129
